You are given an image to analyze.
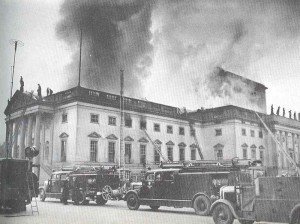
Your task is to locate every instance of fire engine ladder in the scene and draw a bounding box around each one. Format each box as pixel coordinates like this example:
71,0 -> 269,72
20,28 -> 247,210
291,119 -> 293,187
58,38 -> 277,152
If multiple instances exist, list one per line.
255,112 -> 300,176
188,121 -> 204,160
143,129 -> 169,162
26,171 -> 39,215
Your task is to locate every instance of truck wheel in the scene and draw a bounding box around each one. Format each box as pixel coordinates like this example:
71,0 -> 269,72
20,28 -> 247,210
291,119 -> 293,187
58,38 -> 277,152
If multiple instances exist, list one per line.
150,205 -> 160,211
290,208 -> 300,224
96,196 -> 107,205
212,203 -> 234,224
193,195 -> 211,216
127,193 -> 140,210
39,189 -> 46,202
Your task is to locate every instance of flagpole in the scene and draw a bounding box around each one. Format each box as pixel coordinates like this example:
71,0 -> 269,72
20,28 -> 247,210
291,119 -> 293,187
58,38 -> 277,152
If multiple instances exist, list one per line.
78,28 -> 83,87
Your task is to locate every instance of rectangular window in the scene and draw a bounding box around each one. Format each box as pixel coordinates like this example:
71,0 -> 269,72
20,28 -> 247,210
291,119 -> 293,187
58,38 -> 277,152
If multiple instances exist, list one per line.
259,150 -> 264,162
125,117 -> 132,128
154,146 -> 161,164
108,116 -> 116,126
179,127 -> 185,135
125,143 -> 132,164
90,140 -> 98,162
259,131 -> 263,138
242,128 -> 246,136
243,148 -> 247,159
251,130 -> 255,137
167,125 -> 173,134
191,148 -> 196,160
140,120 -> 147,130
154,123 -> 160,132
140,145 -> 146,165
179,148 -> 185,161
62,113 -> 68,123
216,149 -> 223,160
190,128 -> 196,137
108,142 -> 115,162
251,148 -> 256,160
90,114 -> 99,123
61,140 -> 66,162
167,147 -> 173,161
215,129 -> 222,136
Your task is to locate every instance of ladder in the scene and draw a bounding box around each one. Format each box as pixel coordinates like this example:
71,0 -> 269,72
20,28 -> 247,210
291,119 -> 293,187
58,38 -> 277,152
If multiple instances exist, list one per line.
26,172 -> 39,215
255,112 -> 300,176
143,129 -> 169,162
188,121 -> 204,160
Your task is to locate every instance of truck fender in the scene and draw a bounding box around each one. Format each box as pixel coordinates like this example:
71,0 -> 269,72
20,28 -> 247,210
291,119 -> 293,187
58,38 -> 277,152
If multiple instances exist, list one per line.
124,190 -> 139,201
192,192 -> 211,204
290,203 -> 300,223
210,199 -> 240,219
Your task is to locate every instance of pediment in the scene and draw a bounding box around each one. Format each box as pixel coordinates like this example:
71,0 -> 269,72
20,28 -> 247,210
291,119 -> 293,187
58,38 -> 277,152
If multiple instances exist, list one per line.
250,144 -> 257,148
106,134 -> 118,140
166,140 -> 175,146
178,142 -> 187,147
5,90 -> 38,115
88,132 -> 101,138
214,143 -> 224,149
124,136 -> 134,141
138,137 -> 149,143
259,145 -> 265,149
241,143 -> 248,148
154,139 -> 162,145
59,132 -> 69,138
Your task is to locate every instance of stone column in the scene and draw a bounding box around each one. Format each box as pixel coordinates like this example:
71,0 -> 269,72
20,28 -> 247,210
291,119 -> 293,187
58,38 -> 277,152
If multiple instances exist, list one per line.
33,113 -> 42,165
26,115 -> 33,147
12,121 -> 19,158
40,121 -> 45,163
284,132 -> 289,168
296,134 -> 300,165
49,116 -> 54,164
19,118 -> 27,159
292,133 -> 297,163
277,131 -> 283,169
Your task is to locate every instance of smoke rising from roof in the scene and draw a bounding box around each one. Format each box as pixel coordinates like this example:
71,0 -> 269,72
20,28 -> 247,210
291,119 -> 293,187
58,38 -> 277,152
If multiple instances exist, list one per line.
56,0 -> 154,96
56,0 -> 300,111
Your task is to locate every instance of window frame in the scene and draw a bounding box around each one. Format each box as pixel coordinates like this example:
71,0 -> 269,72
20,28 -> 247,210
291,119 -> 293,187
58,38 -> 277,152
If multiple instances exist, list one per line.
259,131 -> 263,138
179,127 -> 185,135
167,146 -> 173,161
125,143 -> 132,164
154,146 -> 161,164
62,113 -> 68,123
61,139 -> 67,162
250,130 -> 255,137
215,129 -> 222,136
190,148 -> 196,160
90,114 -> 99,124
140,120 -> 147,130
154,123 -> 160,132
179,147 -> 185,161
140,144 -> 146,165
124,117 -> 132,128
108,116 -> 117,126
167,125 -> 173,134
90,140 -> 98,162
108,142 -> 115,163
242,128 -> 246,136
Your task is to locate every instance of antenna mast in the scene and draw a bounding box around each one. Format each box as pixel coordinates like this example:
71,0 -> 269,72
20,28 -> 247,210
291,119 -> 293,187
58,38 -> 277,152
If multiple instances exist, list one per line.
119,70 -> 124,179
6,39 -> 23,158
78,29 -> 83,87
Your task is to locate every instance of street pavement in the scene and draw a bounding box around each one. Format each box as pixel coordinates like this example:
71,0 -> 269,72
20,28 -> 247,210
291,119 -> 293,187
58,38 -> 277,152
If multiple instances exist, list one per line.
0,198 -> 220,224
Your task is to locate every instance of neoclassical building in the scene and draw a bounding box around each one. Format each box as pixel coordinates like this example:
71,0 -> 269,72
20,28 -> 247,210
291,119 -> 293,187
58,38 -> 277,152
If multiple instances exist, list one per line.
4,72 -> 300,181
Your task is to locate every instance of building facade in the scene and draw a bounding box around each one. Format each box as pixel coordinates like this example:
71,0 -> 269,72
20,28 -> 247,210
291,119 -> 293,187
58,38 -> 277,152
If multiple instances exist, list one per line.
4,75 -> 300,181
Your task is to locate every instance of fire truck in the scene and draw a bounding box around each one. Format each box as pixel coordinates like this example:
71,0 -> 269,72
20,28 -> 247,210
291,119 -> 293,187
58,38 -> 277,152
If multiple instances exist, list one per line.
125,159 -> 263,215
0,146 -> 39,213
211,174 -> 300,224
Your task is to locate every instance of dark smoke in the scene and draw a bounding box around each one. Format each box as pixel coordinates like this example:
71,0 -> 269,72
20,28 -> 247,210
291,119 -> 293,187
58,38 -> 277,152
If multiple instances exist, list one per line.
56,0 -> 154,96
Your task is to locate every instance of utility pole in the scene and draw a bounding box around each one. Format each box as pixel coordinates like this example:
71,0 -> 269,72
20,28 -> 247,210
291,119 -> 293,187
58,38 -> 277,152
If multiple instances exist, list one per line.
119,70 -> 124,180
78,29 -> 83,87
6,39 -> 23,158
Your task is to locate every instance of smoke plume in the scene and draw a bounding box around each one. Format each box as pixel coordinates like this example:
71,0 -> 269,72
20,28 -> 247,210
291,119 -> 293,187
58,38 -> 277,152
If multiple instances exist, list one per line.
56,0 -> 154,96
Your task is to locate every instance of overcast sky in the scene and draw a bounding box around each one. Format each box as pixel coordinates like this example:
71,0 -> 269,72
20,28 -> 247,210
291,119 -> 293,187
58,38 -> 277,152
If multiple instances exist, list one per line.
0,0 -> 300,143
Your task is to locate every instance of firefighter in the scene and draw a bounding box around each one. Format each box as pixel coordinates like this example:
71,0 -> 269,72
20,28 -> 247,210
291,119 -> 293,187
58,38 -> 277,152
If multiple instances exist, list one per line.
61,177 -> 70,205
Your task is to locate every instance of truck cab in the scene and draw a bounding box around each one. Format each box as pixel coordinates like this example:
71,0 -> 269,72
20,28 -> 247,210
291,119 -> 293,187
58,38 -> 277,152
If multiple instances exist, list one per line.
40,170 -> 72,202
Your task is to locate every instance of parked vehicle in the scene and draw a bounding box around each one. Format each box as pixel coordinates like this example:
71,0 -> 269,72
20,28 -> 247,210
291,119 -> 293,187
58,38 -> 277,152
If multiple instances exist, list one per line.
40,166 -> 126,205
39,169 -> 72,202
210,174 -> 300,224
125,159 -> 259,216
0,147 -> 39,212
